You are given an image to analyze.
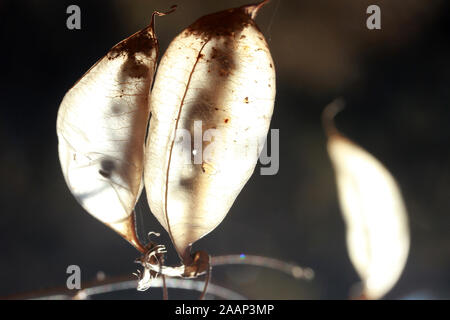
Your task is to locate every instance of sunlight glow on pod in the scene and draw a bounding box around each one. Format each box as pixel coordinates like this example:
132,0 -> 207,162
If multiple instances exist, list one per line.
323,100 -> 410,299
56,11 -> 172,252
144,1 -> 276,264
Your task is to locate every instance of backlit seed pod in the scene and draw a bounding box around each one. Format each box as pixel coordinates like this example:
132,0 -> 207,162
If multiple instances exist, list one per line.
323,100 -> 410,299
144,0 -> 276,264
56,12 -> 168,252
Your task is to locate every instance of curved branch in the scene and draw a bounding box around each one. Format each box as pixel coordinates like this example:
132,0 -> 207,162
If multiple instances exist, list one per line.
35,277 -> 246,300
211,254 -> 314,280
141,254 -> 314,281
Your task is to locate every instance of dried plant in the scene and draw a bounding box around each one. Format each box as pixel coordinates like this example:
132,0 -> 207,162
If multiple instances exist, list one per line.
53,1 -> 410,300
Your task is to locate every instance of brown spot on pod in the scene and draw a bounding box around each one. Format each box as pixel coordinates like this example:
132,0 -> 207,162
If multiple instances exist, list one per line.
185,6 -> 255,39
210,46 -> 235,77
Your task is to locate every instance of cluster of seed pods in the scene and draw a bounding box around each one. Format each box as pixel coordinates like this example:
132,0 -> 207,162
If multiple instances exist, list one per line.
56,1 -> 276,289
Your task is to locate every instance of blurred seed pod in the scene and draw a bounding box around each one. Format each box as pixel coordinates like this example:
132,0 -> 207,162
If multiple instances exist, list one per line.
323,99 -> 410,299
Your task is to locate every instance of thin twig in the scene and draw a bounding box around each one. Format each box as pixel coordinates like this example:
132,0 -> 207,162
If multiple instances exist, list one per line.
159,255 -> 169,300
162,275 -> 168,300
198,262 -> 212,300
211,254 -> 314,280
141,254 -> 314,281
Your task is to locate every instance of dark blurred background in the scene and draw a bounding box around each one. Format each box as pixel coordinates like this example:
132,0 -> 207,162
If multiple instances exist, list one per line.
0,0 -> 449,299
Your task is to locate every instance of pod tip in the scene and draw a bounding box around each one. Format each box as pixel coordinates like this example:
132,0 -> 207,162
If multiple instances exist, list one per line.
246,0 -> 270,19
322,98 -> 346,138
150,4 -> 177,30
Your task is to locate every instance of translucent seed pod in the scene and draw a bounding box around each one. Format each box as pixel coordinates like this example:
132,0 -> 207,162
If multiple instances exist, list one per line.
57,10 -> 174,252
144,0 -> 276,266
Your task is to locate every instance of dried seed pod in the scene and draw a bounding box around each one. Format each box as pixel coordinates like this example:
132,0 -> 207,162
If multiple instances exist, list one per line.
323,100 -> 410,299
57,11 -> 172,252
144,1 -> 276,265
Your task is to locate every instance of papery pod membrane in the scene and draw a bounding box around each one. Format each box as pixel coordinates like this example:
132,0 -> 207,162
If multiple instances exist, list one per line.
56,13 -> 166,252
324,101 -> 410,299
145,0 -> 276,263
